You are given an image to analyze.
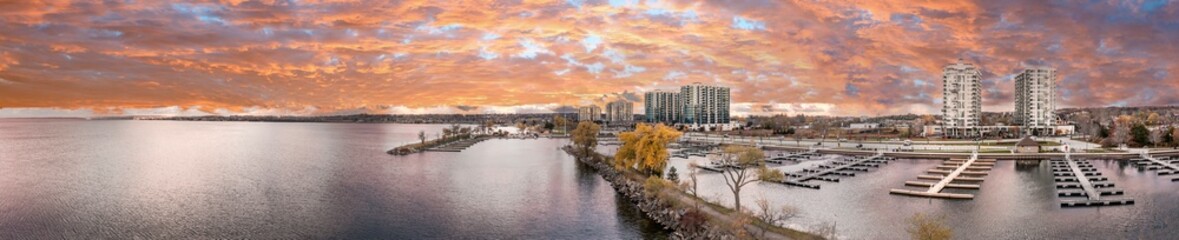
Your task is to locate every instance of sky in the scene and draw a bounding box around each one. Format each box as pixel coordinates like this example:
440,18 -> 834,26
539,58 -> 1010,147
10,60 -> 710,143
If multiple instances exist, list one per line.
0,0 -> 1177,118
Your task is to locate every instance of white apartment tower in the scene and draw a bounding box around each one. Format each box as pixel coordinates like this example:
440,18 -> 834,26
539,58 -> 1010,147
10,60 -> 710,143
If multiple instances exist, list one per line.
605,100 -> 634,125
1014,67 -> 1057,136
680,83 -> 730,125
577,105 -> 601,122
941,59 -> 982,138
644,91 -> 680,123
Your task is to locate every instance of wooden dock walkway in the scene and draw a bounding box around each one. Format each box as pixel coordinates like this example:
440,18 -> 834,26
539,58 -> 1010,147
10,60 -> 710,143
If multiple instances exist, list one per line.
1049,155 -> 1134,207
763,149 -> 819,164
1129,154 -> 1179,177
768,152 -> 890,189
889,152 -> 994,199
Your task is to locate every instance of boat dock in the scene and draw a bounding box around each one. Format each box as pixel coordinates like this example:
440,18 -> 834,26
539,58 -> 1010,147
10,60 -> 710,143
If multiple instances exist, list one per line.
1050,156 -> 1134,207
1129,154 -> 1179,179
764,149 -> 820,164
769,152 -> 892,189
889,152 -> 994,199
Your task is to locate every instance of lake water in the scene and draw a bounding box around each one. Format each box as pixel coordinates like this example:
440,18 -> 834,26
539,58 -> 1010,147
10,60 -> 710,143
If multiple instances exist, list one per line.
0,120 -> 666,239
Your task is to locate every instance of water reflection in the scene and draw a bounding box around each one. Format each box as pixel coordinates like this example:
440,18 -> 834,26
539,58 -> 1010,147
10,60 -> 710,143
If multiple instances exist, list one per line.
0,120 -> 666,239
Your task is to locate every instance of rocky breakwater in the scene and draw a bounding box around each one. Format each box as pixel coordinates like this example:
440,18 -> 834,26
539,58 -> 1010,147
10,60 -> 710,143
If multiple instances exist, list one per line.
563,146 -> 740,240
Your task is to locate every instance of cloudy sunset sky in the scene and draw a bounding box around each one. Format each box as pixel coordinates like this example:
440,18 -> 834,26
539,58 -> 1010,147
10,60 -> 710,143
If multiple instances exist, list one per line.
0,0 -> 1176,117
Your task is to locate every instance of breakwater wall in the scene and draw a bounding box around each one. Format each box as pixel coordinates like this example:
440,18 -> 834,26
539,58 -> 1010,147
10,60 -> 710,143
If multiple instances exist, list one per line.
563,147 -> 739,240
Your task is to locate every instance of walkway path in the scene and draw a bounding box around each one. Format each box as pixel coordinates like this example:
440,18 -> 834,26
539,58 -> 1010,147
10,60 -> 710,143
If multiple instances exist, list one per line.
1064,157 -> 1100,201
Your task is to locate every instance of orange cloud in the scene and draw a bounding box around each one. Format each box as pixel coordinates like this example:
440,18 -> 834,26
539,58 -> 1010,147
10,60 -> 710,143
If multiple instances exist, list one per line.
0,0 -> 1176,117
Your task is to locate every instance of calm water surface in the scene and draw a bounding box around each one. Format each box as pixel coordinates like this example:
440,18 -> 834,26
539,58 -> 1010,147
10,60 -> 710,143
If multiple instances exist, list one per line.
0,120 -> 667,239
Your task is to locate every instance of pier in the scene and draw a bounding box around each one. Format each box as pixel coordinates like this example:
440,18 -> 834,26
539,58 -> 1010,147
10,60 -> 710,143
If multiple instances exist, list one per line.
764,149 -> 820,164
769,152 -> 891,189
889,152 -> 994,199
1129,154 -> 1179,178
1049,155 -> 1134,207
425,137 -> 489,152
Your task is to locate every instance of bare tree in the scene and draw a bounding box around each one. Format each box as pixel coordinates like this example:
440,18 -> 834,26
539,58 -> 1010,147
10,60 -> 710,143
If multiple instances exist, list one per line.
814,221 -> 839,240
754,196 -> 799,239
685,161 -> 701,199
715,145 -> 766,213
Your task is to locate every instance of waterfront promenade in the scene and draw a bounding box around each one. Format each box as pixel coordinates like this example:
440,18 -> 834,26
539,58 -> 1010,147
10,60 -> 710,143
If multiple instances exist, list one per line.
682,132 -> 1179,161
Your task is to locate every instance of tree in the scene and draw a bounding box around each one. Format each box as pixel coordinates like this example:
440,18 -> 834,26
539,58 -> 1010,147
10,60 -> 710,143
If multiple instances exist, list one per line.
554,115 -> 568,134
516,121 -> 528,134
483,120 -> 496,135
418,130 -> 426,144
685,161 -> 700,198
792,131 -> 804,146
571,121 -> 601,159
1151,128 -> 1166,148
715,145 -> 767,213
1169,127 -> 1179,147
1131,124 -> 1150,147
1147,112 -> 1161,126
666,166 -> 679,183
614,123 -> 683,176
450,124 -> 462,138
1110,115 -> 1134,147
758,167 -> 784,182
754,196 -> 799,239
906,213 -> 953,240
812,119 -> 830,144
815,221 -> 839,240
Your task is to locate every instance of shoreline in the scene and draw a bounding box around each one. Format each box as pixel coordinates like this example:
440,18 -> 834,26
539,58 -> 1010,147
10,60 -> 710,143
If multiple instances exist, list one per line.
562,146 -> 821,240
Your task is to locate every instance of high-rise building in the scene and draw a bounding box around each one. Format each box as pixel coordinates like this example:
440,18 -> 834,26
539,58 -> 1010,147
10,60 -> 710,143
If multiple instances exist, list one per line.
680,83 -> 730,125
1014,67 -> 1057,136
941,59 -> 982,138
605,100 -> 634,125
644,91 -> 680,123
577,105 -> 601,122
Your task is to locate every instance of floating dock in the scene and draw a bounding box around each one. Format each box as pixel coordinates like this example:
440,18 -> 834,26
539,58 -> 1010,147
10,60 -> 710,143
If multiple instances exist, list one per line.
1049,156 -> 1134,207
764,149 -> 820,164
890,153 -> 994,200
768,153 -> 892,189
1128,154 -> 1179,178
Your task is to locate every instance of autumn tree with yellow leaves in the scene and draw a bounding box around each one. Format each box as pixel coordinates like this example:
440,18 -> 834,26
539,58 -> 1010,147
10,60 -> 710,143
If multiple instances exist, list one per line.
614,123 -> 683,176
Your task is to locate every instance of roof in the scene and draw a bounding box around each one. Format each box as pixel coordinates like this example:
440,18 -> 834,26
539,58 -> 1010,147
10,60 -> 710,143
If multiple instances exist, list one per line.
1016,137 -> 1039,147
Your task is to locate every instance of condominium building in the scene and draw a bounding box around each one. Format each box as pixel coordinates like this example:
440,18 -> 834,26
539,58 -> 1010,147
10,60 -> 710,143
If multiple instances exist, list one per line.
680,83 -> 730,125
1014,67 -> 1057,136
941,59 -> 983,138
644,91 -> 680,123
605,100 -> 634,125
577,105 -> 601,122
